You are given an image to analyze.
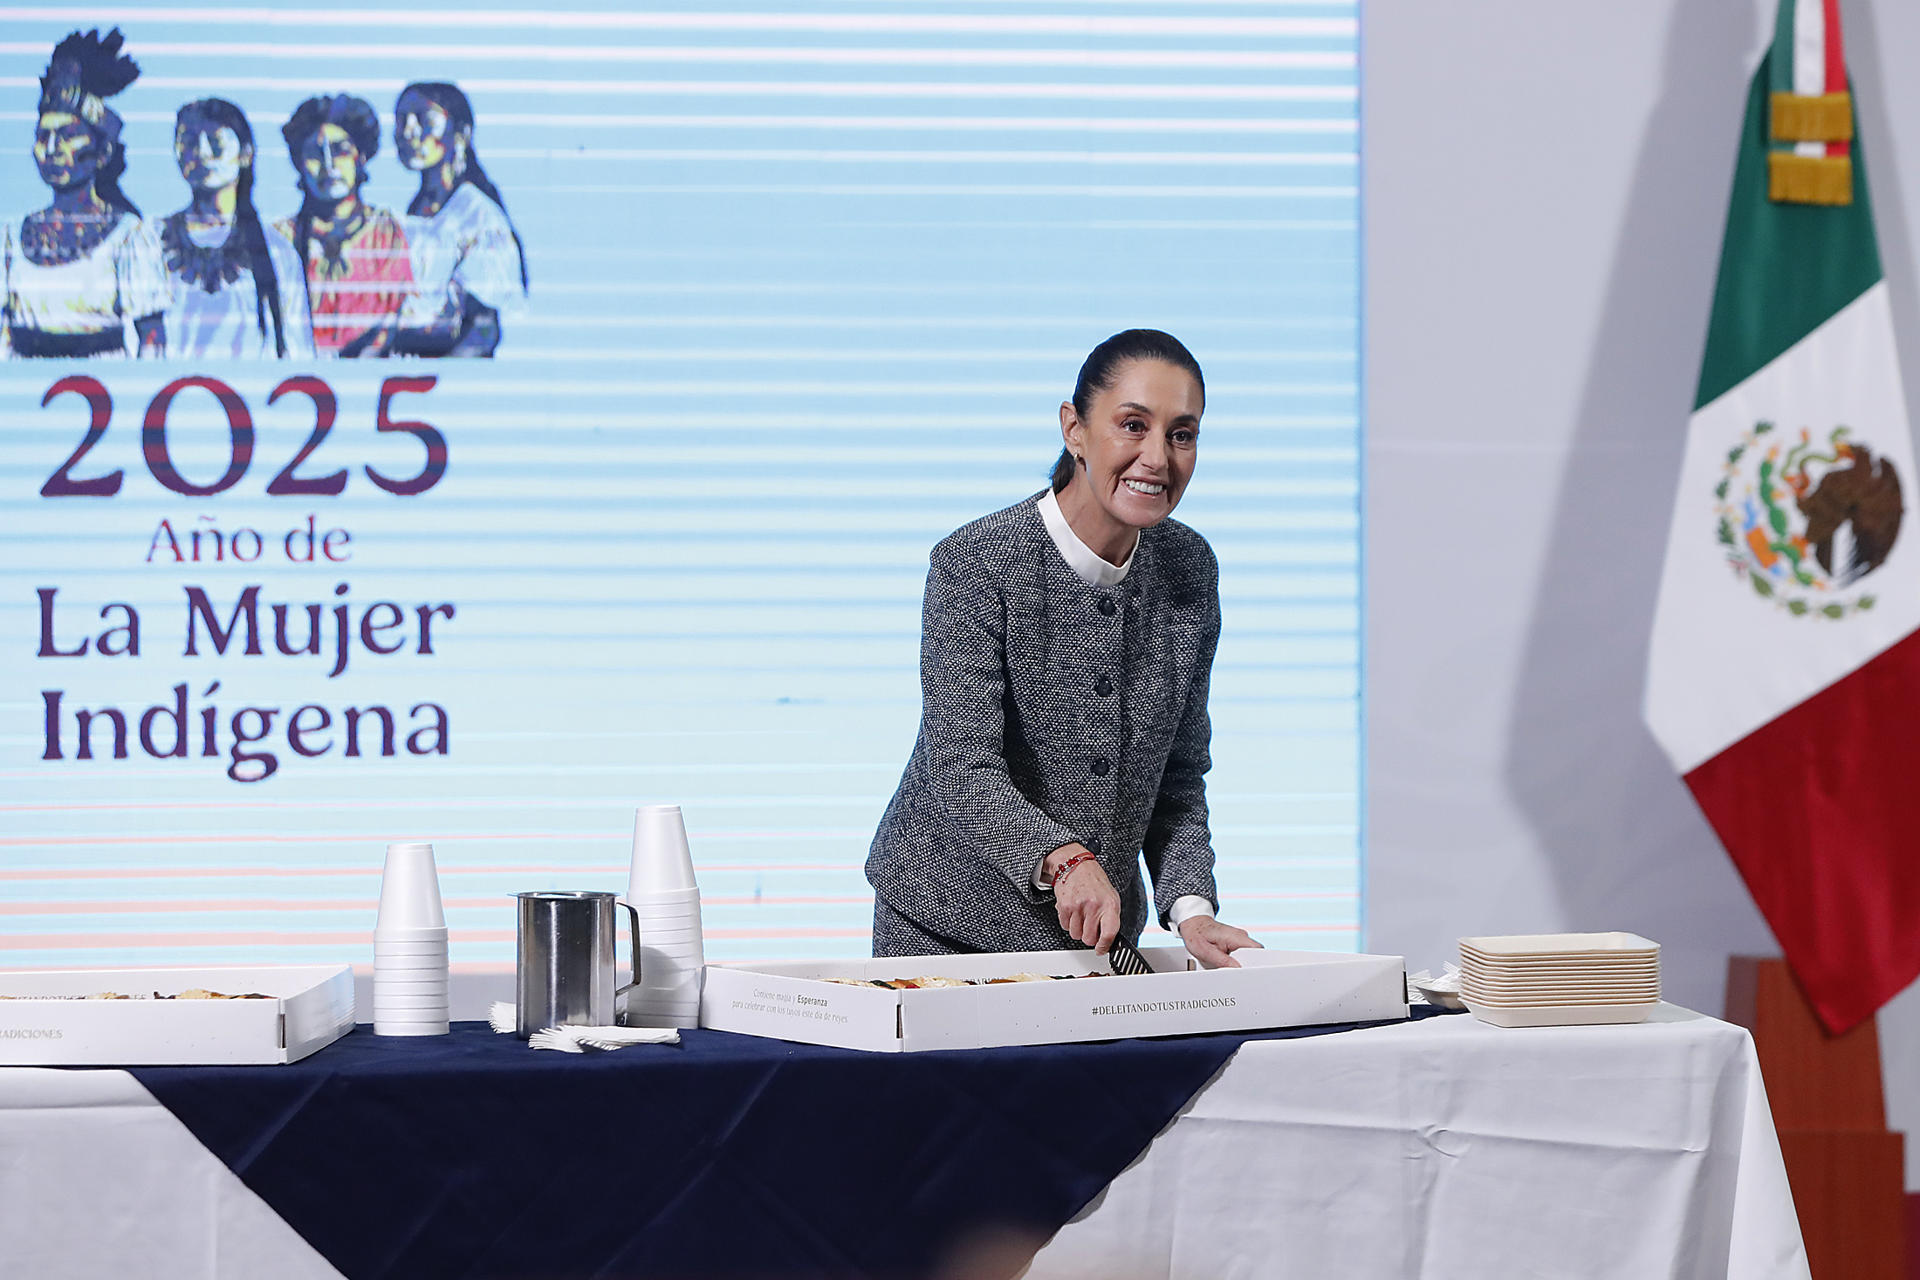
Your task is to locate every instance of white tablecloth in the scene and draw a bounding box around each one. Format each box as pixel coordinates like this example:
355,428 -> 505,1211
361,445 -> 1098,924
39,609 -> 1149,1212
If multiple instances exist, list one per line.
0,1005 -> 1807,1280
1031,1004 -> 1808,1280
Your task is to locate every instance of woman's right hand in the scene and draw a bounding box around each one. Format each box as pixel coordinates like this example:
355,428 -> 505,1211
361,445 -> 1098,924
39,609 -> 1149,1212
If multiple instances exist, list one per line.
1047,843 -> 1122,954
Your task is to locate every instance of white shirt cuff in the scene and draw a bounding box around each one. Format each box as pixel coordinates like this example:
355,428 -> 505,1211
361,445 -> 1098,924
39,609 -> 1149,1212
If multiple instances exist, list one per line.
1168,895 -> 1215,928
1032,853 -> 1051,892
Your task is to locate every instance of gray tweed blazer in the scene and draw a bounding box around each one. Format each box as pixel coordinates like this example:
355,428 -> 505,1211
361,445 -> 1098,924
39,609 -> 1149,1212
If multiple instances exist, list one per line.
866,492 -> 1221,954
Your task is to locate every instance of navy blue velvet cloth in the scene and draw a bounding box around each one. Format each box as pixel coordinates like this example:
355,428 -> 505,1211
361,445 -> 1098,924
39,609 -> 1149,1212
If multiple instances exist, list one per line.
130,1012 -> 1448,1280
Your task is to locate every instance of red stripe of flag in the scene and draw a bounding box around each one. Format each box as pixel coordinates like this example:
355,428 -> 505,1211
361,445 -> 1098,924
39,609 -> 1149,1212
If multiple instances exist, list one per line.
1822,0 -> 1850,157
1684,626 -> 1920,1032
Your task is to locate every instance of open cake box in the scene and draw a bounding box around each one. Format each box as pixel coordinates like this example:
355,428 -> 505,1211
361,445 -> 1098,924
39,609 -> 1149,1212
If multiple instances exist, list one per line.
0,965 -> 355,1065
700,946 -> 1407,1051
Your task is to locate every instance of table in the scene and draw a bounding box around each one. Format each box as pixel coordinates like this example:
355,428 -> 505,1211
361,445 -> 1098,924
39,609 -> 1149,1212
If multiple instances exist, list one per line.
1033,1004 -> 1810,1280
0,1005 -> 1808,1279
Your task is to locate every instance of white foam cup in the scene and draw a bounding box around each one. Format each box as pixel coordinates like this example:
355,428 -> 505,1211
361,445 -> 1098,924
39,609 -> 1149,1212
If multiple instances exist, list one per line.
635,962 -> 700,982
631,905 -> 701,923
638,965 -> 703,990
631,973 -> 701,1001
374,932 -> 449,947
376,842 -> 446,931
635,948 -> 701,967
374,976 -> 449,992
634,916 -> 703,936
632,911 -> 701,929
375,1020 -> 449,1037
631,969 -> 700,990
635,969 -> 702,993
633,927 -> 702,944
639,940 -> 704,962
630,886 -> 701,905
632,916 -> 701,932
633,926 -> 702,943
638,961 -> 704,983
373,948 -> 449,964
373,923 -> 448,939
627,1008 -> 699,1025
374,989 -> 449,1006
629,806 -> 699,897
368,936 -> 443,955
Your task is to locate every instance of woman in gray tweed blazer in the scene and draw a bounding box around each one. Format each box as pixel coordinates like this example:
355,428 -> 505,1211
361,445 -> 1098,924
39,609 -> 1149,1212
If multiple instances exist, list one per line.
867,330 -> 1262,970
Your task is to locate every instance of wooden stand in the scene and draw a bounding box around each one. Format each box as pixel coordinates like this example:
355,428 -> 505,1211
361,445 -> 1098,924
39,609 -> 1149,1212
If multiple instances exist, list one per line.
1726,956 -> 1907,1279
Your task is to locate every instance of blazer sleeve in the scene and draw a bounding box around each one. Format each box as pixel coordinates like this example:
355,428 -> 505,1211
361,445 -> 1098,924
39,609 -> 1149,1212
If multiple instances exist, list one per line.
1142,560 -> 1222,927
911,538 -> 1082,900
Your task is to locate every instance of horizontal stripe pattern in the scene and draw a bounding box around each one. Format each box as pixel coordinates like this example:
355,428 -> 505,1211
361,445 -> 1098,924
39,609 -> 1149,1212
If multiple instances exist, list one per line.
0,0 -> 1357,970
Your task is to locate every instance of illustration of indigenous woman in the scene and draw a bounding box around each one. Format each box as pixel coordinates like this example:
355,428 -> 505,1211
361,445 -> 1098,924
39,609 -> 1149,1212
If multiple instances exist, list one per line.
161,99 -> 315,359
1,29 -> 168,359
274,95 -> 417,358
392,83 -> 528,358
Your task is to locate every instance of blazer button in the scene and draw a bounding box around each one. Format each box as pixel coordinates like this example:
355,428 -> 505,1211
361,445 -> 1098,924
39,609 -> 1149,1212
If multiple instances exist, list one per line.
1091,756 -> 1112,777
1087,836 -> 1102,854
1097,597 -> 1117,617
1094,675 -> 1114,697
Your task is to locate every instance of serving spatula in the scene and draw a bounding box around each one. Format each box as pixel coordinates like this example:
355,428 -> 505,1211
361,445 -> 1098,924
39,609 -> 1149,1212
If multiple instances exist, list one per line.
1104,935 -> 1153,977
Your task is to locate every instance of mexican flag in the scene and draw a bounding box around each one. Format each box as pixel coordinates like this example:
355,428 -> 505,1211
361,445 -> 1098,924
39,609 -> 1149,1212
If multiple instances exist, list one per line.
1645,0 -> 1920,1033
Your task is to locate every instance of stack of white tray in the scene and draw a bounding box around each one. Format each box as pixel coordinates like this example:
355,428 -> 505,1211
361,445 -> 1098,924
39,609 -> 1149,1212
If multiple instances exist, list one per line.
1458,932 -> 1660,1028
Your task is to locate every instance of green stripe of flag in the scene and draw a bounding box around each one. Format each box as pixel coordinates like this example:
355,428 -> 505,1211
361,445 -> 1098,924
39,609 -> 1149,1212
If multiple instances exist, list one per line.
1694,50 -> 1879,412
1768,0 -> 1797,103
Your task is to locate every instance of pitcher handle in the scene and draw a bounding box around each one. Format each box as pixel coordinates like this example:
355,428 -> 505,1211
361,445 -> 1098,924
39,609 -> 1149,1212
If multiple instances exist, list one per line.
615,899 -> 641,998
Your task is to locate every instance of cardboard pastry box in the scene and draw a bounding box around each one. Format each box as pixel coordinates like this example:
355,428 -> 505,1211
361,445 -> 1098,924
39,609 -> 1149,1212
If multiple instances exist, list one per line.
0,965 -> 355,1065
700,946 -> 1407,1052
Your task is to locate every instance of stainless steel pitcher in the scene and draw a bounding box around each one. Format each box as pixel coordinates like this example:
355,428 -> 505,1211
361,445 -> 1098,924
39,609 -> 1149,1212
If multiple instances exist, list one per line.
513,891 -> 640,1037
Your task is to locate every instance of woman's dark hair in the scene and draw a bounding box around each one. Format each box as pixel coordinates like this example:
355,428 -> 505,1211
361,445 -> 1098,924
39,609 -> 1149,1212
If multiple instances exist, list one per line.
92,137 -> 138,218
281,93 -> 380,168
280,94 -> 381,300
399,82 -> 528,291
1051,328 -> 1206,492
178,98 -> 285,356
39,29 -> 141,216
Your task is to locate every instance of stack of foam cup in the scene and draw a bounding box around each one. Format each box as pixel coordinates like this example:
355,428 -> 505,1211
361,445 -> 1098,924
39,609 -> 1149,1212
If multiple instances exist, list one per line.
624,805 -> 705,1029
373,841 -> 449,1036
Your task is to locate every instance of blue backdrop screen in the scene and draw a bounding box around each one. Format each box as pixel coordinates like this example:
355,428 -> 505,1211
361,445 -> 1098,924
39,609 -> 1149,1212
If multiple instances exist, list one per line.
0,1 -> 1359,973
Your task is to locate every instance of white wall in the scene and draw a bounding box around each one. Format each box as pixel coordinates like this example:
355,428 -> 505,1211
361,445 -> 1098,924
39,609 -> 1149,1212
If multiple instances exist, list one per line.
1362,0 -> 1920,1189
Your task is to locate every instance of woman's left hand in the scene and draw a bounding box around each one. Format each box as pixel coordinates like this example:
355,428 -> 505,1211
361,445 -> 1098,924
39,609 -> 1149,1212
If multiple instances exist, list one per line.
1178,916 -> 1263,969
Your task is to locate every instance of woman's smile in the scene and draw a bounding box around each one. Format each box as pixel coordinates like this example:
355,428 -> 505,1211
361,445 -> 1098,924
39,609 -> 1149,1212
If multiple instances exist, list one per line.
1057,356 -> 1203,563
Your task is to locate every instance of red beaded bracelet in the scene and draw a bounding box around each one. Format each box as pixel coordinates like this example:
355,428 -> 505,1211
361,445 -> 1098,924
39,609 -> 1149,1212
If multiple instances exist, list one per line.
1048,850 -> 1099,893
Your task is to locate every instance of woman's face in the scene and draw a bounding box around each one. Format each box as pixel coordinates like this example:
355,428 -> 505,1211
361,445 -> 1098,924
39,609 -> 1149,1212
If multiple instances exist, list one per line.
176,121 -> 249,192
394,91 -> 453,171
33,111 -> 102,191
296,123 -> 362,201
1061,358 -> 1203,533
